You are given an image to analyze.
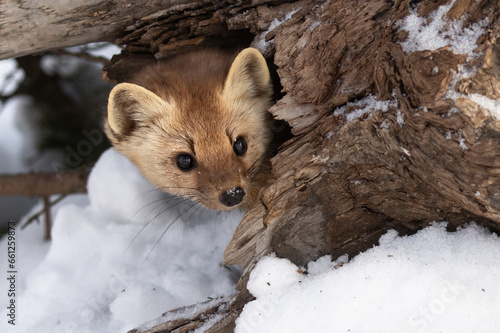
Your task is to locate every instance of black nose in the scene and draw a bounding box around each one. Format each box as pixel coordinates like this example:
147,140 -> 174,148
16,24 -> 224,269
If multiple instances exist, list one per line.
219,187 -> 246,207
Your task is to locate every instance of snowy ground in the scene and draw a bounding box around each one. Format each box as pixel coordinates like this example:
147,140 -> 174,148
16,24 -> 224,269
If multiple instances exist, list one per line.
236,224 -> 500,332
1,1 -> 500,332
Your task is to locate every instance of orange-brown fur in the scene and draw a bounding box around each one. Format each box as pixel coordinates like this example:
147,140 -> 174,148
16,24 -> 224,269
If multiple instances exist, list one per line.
104,48 -> 274,211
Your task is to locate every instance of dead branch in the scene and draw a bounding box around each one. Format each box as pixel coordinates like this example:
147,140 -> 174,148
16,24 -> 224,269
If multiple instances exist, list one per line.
0,167 -> 90,197
43,196 -> 51,240
20,195 -> 66,237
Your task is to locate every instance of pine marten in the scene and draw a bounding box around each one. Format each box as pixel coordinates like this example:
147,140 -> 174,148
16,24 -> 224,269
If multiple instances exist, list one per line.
104,48 -> 274,211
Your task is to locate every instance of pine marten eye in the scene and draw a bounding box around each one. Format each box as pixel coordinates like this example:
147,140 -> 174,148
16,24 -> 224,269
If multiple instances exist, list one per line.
233,136 -> 247,156
176,153 -> 197,171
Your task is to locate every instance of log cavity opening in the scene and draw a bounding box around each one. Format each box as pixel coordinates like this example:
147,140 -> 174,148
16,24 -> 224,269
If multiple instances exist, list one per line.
266,55 -> 293,157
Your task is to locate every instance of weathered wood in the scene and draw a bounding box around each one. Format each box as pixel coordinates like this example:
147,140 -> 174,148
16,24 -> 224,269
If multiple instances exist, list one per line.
0,0 -> 209,60
128,295 -> 241,333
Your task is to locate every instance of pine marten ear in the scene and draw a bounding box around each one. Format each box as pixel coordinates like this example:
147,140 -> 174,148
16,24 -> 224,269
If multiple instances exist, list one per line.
223,48 -> 273,102
105,83 -> 169,142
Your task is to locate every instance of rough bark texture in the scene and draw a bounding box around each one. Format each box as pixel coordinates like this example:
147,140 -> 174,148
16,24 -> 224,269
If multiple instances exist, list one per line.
4,0 -> 498,331
128,296 -> 240,333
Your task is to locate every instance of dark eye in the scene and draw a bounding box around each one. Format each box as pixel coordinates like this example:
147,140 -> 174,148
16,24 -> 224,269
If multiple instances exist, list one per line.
233,136 -> 247,156
176,153 -> 196,171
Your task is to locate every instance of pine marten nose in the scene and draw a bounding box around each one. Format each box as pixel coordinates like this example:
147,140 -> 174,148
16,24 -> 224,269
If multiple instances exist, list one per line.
219,187 -> 245,207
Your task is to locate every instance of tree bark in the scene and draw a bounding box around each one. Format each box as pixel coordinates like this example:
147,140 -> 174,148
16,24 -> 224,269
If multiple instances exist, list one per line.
3,0 -> 499,331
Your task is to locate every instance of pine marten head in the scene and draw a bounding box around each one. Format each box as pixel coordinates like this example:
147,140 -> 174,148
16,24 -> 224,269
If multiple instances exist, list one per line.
104,48 -> 274,211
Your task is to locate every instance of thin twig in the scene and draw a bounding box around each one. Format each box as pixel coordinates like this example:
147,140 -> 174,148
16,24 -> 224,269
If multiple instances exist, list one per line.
21,194 -> 67,231
43,196 -> 51,241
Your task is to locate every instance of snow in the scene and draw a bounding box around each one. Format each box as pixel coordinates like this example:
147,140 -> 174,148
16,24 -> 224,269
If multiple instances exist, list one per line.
336,0 -> 498,127
0,96 -> 64,221
397,109 -> 405,126
0,149 -> 243,332
468,94 -> 500,118
254,8 -> 300,53
397,0 -> 500,119
236,223 -> 500,333
0,98 -> 29,174
333,94 -> 398,123
397,0 -> 488,56
0,59 -> 24,96
445,69 -> 500,119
